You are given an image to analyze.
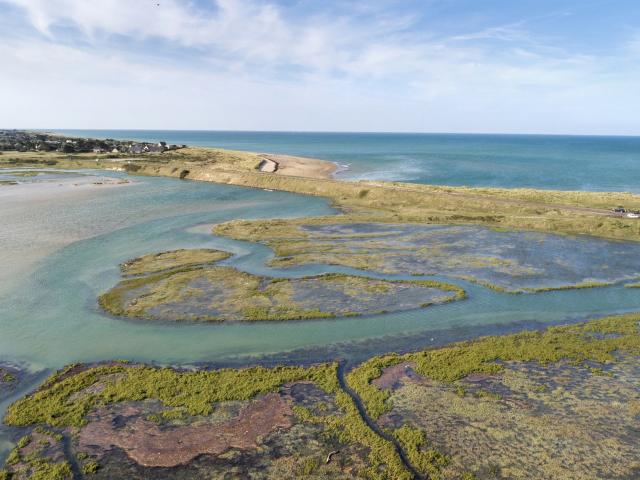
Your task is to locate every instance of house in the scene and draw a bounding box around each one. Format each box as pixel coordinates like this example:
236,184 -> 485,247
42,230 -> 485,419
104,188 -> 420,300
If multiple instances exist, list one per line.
112,148 -> 120,154
130,143 -> 146,154
146,144 -> 165,153
93,147 -> 104,153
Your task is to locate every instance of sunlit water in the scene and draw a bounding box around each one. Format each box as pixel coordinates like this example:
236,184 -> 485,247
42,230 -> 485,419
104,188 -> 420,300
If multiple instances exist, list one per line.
56,130 -> 640,191
1,168 -> 640,455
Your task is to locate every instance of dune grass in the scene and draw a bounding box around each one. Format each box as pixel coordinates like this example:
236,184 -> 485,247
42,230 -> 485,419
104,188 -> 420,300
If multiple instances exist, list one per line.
3,146 -> 640,244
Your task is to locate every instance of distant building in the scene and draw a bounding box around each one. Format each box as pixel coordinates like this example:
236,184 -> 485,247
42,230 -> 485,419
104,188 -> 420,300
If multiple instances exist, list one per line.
130,143 -> 146,154
147,144 -> 165,153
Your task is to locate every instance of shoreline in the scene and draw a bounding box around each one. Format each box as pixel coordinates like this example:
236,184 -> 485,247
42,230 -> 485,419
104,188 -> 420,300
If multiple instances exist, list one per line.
2,137 -> 640,245
258,153 -> 339,179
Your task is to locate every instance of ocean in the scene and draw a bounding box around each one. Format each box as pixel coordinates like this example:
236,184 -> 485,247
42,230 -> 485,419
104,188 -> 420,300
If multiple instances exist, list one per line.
54,130 -> 640,192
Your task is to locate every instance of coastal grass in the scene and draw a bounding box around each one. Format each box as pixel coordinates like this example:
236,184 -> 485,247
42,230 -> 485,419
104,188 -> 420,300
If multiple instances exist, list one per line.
98,269 -> 181,316
347,313 -> 640,421
2,431 -> 72,480
344,313 -> 640,477
3,146 -> 640,245
100,252 -> 466,322
215,220 -> 630,293
120,249 -> 232,276
293,395 -> 412,480
3,363 -> 337,427
521,281 -> 615,293
4,362 -> 412,479
394,425 -> 449,478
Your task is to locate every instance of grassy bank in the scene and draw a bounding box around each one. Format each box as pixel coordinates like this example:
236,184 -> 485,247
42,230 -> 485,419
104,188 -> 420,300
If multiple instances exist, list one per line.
2,147 -> 640,244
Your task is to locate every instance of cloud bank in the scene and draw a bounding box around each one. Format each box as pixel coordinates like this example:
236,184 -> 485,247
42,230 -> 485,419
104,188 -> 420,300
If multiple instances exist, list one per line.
1,0 -> 638,134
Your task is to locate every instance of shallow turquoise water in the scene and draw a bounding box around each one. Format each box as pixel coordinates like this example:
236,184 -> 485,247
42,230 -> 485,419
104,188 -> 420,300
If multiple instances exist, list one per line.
1,171 -> 639,371
1,170 -> 640,456
55,130 -> 640,191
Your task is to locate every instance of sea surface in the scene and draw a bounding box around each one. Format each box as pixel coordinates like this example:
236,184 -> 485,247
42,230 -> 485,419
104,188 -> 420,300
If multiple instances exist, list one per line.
55,130 -> 640,192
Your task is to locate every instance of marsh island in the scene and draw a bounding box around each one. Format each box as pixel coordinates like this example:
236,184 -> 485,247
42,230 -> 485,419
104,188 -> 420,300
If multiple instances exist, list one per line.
99,249 -> 465,322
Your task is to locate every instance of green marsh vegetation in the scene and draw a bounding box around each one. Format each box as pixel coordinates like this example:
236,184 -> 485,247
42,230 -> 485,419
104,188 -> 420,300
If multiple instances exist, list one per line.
100,250 -> 465,322
348,312 -> 640,418
4,363 -> 337,428
215,222 -> 640,293
384,351 -> 640,479
344,313 -> 640,478
4,362 -> 413,480
3,314 -> 640,479
120,249 -> 232,276
1,430 -> 72,480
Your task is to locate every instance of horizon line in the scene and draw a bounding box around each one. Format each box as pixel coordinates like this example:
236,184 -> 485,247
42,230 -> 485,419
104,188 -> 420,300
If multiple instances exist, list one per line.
13,128 -> 640,139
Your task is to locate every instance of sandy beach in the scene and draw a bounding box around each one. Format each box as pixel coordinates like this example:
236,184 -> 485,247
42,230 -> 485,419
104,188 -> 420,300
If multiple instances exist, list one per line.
258,153 -> 337,179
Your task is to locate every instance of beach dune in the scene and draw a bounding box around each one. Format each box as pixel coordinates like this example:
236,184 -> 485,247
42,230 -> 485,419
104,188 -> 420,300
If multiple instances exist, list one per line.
258,153 -> 337,179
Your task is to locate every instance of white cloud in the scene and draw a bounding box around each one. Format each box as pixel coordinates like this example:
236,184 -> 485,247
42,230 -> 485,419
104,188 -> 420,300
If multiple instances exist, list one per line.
1,0 -> 639,134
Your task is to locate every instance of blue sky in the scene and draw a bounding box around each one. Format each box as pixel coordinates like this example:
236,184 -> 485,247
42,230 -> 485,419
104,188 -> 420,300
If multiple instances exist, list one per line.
1,0 -> 639,134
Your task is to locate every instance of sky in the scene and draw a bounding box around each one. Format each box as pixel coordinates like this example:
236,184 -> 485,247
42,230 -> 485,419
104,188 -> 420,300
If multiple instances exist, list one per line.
1,0 -> 639,134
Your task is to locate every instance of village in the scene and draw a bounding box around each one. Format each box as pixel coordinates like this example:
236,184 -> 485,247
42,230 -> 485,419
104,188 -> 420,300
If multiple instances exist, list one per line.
0,130 -> 185,155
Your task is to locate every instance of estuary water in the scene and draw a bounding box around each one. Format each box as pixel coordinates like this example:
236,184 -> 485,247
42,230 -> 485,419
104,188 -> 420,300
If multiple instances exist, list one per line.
1,169 -> 640,372
1,168 -> 640,456
56,130 -> 640,192
1,133 -> 640,455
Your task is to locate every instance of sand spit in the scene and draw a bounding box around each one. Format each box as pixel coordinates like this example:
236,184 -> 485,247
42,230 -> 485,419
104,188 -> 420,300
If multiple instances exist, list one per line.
258,153 -> 338,179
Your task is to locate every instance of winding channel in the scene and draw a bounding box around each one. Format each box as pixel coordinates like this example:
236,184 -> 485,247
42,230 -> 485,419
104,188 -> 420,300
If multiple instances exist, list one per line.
2,169 -> 640,458
336,362 -> 425,480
